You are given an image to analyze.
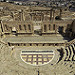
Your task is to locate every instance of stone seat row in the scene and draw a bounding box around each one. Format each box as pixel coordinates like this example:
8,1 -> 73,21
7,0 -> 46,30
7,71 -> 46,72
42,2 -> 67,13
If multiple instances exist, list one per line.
63,44 -> 75,61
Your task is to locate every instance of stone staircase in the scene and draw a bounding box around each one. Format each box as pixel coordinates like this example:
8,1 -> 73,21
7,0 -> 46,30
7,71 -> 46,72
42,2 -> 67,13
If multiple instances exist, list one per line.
65,39 -> 75,46
63,39 -> 75,61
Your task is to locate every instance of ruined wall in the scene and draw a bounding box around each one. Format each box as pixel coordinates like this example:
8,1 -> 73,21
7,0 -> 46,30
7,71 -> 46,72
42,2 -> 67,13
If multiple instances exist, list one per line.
72,20 -> 75,33
1,21 -> 34,36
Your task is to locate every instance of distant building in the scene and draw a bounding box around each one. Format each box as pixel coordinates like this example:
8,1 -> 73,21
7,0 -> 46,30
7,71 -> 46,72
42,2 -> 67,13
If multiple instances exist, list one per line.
0,0 -> 11,2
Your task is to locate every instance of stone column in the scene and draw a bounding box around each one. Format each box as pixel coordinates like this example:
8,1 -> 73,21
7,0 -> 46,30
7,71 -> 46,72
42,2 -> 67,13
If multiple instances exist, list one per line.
21,10 -> 24,21
21,12 -> 23,21
50,9 -> 52,20
55,24 -> 57,34
26,24 -> 28,32
12,12 -> 15,21
32,24 -> 34,34
42,14 -> 44,21
51,24 -> 53,31
30,14 -> 32,21
32,15 -> 33,21
60,9 -> 62,19
23,11 -> 25,21
53,10 -> 55,20
63,27 -> 66,33
47,24 -> 49,32
45,25 -> 47,32
42,24 -> 44,33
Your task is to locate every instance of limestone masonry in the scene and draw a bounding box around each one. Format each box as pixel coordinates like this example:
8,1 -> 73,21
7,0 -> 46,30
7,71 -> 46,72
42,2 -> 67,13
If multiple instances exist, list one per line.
0,2 -> 75,75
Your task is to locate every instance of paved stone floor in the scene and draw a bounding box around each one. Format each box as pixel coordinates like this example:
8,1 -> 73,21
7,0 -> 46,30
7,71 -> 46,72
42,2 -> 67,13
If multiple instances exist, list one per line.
0,41 -> 75,75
